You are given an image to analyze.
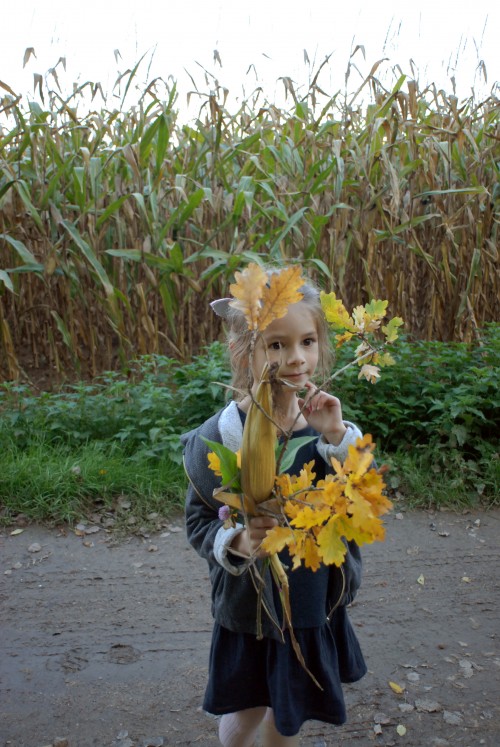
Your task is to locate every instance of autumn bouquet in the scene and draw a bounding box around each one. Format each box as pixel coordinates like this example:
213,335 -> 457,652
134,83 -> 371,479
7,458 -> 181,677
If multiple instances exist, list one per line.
204,264 -> 402,682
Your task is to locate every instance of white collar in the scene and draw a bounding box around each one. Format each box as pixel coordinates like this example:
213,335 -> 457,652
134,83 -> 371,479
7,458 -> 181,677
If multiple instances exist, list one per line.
218,401 -> 243,452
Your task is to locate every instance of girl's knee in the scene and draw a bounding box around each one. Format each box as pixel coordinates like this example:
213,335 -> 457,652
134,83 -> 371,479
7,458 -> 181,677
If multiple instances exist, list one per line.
218,708 -> 267,747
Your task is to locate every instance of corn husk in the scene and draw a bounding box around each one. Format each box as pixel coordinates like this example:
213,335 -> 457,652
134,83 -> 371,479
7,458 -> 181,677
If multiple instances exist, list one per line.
240,363 -> 276,504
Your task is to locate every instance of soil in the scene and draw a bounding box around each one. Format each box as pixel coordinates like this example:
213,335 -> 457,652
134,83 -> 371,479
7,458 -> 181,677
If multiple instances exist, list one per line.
1,508 -> 499,747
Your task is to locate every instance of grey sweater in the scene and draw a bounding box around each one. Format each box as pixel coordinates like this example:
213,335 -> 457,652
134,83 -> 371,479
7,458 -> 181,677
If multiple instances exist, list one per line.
181,401 -> 364,641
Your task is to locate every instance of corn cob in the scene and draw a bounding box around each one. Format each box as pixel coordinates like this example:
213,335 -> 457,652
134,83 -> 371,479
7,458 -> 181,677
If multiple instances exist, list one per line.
240,363 -> 276,504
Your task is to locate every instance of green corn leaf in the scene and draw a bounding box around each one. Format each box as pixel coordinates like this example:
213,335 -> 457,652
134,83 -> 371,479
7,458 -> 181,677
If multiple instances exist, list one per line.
13,181 -> 43,231
96,195 -> 129,228
160,188 -> 205,241
0,269 -> 14,292
0,234 -> 39,265
278,436 -> 317,474
156,115 -> 170,171
269,206 -> 309,258
201,437 -> 241,490
61,219 -> 114,296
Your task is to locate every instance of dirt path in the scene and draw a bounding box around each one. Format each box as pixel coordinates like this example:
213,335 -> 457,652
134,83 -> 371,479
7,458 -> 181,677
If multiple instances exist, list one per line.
1,508 -> 499,747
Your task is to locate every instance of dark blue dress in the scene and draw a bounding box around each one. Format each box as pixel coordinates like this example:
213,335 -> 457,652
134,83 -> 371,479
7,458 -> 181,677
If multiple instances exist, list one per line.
203,418 -> 367,737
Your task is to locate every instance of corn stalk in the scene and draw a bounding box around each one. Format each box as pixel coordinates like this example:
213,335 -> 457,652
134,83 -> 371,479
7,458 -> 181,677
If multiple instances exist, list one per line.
0,62 -> 498,382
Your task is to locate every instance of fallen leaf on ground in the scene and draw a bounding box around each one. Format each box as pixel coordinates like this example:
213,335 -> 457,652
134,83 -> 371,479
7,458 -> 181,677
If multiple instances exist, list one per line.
415,699 -> 442,712
417,574 -> 425,585
398,703 -> 414,713
396,724 -> 407,736
389,681 -> 405,694
10,528 -> 24,536
28,543 -> 42,553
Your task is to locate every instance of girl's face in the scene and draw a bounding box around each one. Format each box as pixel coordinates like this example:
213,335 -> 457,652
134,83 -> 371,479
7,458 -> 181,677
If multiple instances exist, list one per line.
251,302 -> 319,392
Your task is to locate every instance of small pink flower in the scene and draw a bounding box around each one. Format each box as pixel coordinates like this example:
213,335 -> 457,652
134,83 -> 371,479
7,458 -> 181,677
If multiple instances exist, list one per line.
218,505 -> 231,522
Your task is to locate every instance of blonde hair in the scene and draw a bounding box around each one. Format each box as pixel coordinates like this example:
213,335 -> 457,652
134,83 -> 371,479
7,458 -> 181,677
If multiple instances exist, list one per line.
225,279 -> 333,399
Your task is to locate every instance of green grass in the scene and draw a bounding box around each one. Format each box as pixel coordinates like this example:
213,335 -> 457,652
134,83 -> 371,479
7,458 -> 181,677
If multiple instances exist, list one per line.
381,446 -> 500,510
0,329 -> 498,528
0,439 -> 185,526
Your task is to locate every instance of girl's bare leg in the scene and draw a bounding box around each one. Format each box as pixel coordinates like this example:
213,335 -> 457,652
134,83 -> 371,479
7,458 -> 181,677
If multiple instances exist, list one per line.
219,707 -> 267,747
261,708 -> 300,746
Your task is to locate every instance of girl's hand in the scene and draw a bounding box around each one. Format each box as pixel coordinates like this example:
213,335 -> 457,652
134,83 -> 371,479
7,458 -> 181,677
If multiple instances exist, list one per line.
297,381 -> 347,445
230,516 -> 278,559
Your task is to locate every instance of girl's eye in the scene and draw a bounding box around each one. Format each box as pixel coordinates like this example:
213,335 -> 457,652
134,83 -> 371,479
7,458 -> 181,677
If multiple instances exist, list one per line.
303,338 -> 316,346
269,341 -> 282,350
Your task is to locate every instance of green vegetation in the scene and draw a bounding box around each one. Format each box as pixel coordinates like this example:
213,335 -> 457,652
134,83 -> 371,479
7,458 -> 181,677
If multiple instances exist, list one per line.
1,330 -> 498,527
334,323 -> 500,508
0,342 -> 231,526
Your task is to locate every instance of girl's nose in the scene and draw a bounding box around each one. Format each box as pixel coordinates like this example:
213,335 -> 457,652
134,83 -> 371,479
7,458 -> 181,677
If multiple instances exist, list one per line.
286,345 -> 305,366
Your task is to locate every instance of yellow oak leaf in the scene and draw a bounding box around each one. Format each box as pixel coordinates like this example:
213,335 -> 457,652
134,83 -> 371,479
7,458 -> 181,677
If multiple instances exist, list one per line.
298,461 -> 317,487
302,534 -> 322,571
343,435 -> 375,479
351,305 -> 366,330
358,363 -> 381,383
207,451 -> 222,476
317,479 -> 348,512
260,525 -> 295,554
335,331 -> 354,346
382,316 -> 404,343
257,266 -> 304,332
280,460 -> 316,499
365,299 -> 389,319
329,455 -> 345,478
358,471 -> 393,516
285,530 -> 322,571
378,351 -> 396,367
229,262 -> 268,330
275,472 -> 293,498
335,512 -> 384,546
291,505 -> 331,530
317,516 -> 348,566
345,483 -> 376,528
365,317 -> 383,332
320,291 -> 355,331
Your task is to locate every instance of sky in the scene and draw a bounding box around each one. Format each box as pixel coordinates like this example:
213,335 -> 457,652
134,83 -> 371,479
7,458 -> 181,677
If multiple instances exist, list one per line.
1,0 -> 498,120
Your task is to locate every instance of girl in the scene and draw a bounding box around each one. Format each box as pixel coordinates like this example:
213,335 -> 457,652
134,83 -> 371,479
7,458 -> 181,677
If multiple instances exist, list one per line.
182,276 -> 367,747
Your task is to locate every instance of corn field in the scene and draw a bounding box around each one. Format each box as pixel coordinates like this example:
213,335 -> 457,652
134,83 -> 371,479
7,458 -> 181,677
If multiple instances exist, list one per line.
0,63 -> 499,383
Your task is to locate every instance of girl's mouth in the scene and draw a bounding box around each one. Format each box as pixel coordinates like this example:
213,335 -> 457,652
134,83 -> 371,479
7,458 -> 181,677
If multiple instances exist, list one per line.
280,372 -> 307,382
